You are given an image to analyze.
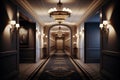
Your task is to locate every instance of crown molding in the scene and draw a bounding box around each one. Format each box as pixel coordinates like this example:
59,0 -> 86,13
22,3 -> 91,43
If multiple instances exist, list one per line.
13,0 -> 107,27
77,0 -> 105,26
15,0 -> 45,27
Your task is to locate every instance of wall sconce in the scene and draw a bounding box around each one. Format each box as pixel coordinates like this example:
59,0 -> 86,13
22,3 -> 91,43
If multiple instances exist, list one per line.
75,33 -> 78,37
9,20 -> 16,25
9,20 -> 17,29
9,20 -> 16,32
9,20 -> 20,33
79,32 -> 82,35
38,31 -> 40,35
100,20 -> 110,29
45,35 -> 48,38
73,35 -> 75,38
103,20 -> 110,28
99,23 -> 103,29
103,20 -> 109,25
81,27 -> 84,32
100,20 -> 110,34
36,28 -> 41,35
15,23 -> 20,29
42,33 -> 45,37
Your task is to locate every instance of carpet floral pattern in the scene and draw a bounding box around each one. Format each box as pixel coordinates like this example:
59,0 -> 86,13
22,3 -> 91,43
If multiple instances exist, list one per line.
38,53 -> 83,80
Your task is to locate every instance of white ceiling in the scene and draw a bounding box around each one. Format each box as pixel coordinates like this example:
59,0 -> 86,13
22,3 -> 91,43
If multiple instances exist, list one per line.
14,0 -> 104,26
26,0 -> 93,24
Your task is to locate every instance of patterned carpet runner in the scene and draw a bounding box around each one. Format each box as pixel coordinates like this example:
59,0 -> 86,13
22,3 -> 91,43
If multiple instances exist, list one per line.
32,51 -> 89,80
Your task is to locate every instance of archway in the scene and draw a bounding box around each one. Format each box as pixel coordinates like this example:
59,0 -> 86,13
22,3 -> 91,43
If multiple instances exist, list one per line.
48,24 -> 72,56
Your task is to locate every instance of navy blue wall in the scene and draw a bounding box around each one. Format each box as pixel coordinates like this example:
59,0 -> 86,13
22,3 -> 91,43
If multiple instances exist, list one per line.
84,12 -> 100,63
86,12 -> 100,22
85,22 -> 100,63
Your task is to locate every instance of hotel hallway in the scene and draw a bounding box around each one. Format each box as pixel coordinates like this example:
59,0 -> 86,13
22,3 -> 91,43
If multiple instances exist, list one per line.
1,0 -> 120,80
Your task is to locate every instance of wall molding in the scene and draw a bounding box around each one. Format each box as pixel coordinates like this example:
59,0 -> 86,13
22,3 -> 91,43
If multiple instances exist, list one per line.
0,50 -> 17,58
77,0 -> 106,25
0,50 -> 18,80
20,48 -> 35,50
20,58 -> 35,63
86,48 -> 100,49
101,50 -> 120,80
85,58 -> 100,63
19,48 -> 35,63
102,50 -> 120,57
14,0 -> 44,26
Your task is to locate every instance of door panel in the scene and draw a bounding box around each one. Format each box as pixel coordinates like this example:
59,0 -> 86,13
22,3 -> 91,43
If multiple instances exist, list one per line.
57,39 -> 63,50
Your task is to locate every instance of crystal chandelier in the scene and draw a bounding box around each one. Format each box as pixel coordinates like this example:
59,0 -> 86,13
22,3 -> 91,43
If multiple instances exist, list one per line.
48,0 -> 72,23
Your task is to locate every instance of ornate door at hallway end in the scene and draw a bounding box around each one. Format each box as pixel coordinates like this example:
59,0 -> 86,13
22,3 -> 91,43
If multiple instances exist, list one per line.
56,39 -> 63,50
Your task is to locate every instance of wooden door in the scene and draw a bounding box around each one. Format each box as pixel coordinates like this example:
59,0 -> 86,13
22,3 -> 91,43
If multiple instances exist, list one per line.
56,39 -> 63,50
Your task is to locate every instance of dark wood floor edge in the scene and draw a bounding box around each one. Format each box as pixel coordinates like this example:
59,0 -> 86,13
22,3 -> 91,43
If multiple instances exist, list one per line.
70,57 -> 94,80
26,57 -> 50,80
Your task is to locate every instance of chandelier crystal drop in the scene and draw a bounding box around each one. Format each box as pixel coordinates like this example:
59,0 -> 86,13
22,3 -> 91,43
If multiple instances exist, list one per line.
48,0 -> 72,23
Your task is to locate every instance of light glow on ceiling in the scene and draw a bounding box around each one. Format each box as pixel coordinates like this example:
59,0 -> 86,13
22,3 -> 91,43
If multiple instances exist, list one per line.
45,0 -> 75,4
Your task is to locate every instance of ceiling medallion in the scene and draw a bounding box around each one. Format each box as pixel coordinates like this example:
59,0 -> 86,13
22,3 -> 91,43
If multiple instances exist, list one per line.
48,0 -> 72,23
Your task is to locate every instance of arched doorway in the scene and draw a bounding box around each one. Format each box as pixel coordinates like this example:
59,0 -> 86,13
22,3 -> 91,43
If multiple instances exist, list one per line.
48,24 -> 72,56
